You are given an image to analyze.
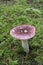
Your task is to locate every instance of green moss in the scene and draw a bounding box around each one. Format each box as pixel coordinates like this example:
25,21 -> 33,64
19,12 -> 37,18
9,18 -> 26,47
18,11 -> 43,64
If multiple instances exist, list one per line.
0,0 -> 43,65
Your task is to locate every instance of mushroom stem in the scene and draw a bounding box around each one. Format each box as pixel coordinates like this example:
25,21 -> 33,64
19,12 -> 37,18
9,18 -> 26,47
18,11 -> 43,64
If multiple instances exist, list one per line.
21,40 -> 29,53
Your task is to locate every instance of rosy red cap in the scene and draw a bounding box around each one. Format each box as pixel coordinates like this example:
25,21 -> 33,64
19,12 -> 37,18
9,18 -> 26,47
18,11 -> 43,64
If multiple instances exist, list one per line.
10,25 -> 36,40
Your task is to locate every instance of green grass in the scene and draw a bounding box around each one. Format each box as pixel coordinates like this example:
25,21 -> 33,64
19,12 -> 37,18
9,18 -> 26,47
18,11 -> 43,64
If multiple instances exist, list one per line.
0,0 -> 43,65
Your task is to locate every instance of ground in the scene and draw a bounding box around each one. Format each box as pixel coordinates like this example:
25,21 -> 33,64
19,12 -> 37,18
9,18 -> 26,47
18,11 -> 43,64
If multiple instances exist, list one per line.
0,0 -> 43,65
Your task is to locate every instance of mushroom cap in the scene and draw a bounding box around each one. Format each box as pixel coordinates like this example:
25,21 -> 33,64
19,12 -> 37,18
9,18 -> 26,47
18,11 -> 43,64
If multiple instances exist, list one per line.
10,25 -> 36,40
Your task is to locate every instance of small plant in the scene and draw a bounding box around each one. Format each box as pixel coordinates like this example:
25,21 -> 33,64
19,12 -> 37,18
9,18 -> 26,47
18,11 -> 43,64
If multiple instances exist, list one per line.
35,47 -> 43,65
24,8 -> 41,18
9,59 -> 18,65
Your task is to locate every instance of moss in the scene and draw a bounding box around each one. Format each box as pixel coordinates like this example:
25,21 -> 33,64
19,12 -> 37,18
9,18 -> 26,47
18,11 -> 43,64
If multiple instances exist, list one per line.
0,0 -> 43,65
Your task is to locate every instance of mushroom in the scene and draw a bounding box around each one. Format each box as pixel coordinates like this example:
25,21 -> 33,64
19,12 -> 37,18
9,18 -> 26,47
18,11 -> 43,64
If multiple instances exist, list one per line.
10,25 -> 36,53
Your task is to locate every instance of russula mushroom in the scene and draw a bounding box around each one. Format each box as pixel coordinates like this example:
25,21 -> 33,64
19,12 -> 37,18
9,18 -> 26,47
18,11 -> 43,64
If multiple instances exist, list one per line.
10,25 -> 36,53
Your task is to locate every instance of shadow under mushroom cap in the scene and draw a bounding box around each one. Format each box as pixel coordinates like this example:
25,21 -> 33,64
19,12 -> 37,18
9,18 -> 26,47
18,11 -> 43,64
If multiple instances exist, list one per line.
10,25 -> 36,40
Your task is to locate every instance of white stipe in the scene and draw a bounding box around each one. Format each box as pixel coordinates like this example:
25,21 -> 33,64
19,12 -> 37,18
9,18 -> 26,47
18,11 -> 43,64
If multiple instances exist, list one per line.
22,40 -> 29,53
